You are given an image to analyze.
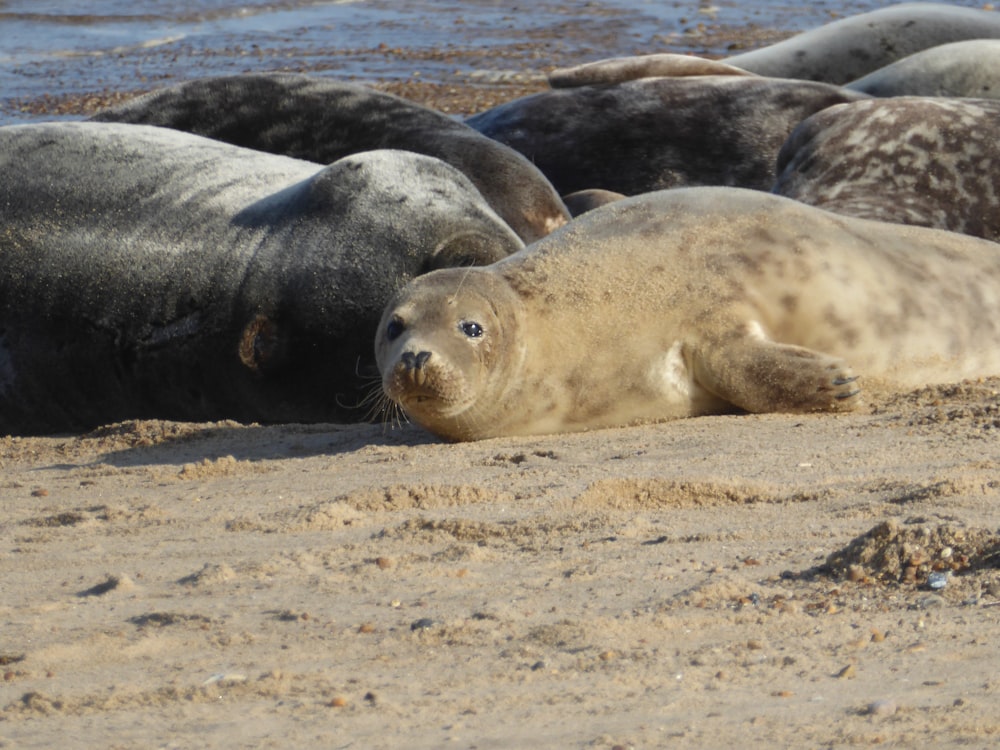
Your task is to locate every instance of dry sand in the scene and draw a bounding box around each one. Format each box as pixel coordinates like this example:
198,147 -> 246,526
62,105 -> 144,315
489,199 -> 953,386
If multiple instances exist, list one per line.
3,379 -> 1000,748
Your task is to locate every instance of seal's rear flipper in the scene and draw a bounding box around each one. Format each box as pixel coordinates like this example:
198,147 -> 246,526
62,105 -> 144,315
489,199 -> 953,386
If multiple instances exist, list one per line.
691,334 -> 861,414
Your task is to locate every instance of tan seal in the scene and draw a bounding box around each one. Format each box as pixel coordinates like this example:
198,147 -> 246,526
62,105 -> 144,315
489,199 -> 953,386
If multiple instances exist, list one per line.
376,187 -> 1000,441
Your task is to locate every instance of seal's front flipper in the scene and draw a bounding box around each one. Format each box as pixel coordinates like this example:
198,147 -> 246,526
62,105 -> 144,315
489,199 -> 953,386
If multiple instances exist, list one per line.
691,332 -> 861,414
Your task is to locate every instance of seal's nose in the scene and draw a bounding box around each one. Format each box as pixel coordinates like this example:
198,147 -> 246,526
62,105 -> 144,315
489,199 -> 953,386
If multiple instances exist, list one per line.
398,350 -> 433,387
401,351 -> 432,370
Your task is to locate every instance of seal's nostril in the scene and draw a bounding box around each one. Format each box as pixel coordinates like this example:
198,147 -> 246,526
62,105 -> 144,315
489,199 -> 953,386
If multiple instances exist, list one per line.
401,351 -> 432,370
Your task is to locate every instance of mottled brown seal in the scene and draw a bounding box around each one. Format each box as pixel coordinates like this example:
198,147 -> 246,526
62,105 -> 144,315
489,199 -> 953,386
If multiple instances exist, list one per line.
0,121 -> 522,435
376,188 -> 1000,441
772,97 -> 1000,241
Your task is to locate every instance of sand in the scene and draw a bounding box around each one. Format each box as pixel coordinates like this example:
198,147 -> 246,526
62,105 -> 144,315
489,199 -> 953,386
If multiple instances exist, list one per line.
3,378 -> 1000,748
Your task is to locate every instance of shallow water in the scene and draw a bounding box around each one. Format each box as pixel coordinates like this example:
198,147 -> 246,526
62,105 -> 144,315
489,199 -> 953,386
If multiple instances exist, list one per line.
6,0 -> 987,122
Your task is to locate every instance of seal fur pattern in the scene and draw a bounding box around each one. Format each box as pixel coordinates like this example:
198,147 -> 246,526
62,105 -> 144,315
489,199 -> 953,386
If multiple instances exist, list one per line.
772,97 -> 1000,241
726,2 -> 1000,84
376,187 -> 1000,441
0,122 -> 523,435
91,73 -> 569,243
465,76 -> 866,195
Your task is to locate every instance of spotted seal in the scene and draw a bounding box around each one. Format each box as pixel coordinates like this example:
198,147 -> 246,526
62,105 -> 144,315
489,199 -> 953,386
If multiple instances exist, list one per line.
376,187 -> 1000,441
0,121 -> 522,435
465,76 -> 866,195
772,97 -> 1000,241
91,73 -> 569,243
845,40 -> 1000,98
726,2 -> 1000,84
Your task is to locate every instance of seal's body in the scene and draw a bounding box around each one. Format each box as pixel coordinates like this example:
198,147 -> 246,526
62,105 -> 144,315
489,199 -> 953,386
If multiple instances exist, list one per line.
727,3 -> 1000,84
773,97 -> 1000,241
91,74 -> 569,243
0,122 -> 522,434
465,76 -> 865,195
377,188 -> 1000,441
844,40 -> 1000,98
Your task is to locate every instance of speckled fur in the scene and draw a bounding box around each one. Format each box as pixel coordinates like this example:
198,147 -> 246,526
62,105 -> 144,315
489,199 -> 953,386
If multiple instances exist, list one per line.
377,188 -> 1000,441
465,76 -> 866,196
92,73 -> 569,243
0,122 -> 522,434
727,3 -> 1000,84
773,97 -> 1000,241
846,40 -> 1000,99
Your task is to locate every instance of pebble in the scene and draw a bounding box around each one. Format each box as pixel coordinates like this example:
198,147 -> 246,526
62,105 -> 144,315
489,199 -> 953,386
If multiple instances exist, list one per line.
836,664 -> 856,680
410,617 -> 435,631
866,699 -> 897,717
927,571 -> 949,590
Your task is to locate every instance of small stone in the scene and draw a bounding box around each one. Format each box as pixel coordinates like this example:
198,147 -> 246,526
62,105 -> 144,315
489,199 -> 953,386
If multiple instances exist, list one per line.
836,664 -> 856,680
747,639 -> 765,650
870,629 -> 886,643
410,617 -> 435,631
358,622 -> 376,634
31,488 -> 49,497
846,565 -> 866,582
866,699 -> 897,717
927,571 -> 949,590
329,696 -> 348,708
375,556 -> 394,570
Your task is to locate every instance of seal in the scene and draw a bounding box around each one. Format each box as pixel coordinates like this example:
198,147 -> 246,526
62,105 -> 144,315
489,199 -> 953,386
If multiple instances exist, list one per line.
772,97 -> 1000,242
726,3 -> 1000,84
0,121 -> 523,435
465,76 -> 866,195
375,187 -> 1000,441
561,189 -> 626,217
548,53 -> 757,88
845,40 -> 1000,98
91,73 -> 570,243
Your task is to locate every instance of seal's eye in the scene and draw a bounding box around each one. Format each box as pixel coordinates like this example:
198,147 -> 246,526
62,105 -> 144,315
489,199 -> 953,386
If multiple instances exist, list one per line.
459,320 -> 484,338
385,317 -> 404,342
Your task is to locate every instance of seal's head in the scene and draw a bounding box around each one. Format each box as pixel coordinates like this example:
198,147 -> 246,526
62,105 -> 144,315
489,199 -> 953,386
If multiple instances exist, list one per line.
375,266 -> 525,441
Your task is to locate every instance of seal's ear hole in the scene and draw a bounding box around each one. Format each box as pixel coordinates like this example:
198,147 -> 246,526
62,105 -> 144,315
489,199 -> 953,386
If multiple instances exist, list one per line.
459,320 -> 484,339
386,316 -> 405,342
239,314 -> 287,374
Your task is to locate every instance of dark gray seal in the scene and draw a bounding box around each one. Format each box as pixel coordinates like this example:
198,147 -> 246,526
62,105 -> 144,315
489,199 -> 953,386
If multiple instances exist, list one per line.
376,188 -> 1000,441
726,3 -> 1000,84
464,76 -> 867,195
845,40 -> 1000,98
0,122 -> 522,435
91,73 -> 570,243
772,97 -> 1000,241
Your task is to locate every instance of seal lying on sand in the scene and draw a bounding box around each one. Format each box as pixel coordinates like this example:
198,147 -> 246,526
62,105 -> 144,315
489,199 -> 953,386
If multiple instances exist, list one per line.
0,122 -> 522,435
772,97 -> 1000,241
726,2 -> 1000,84
376,188 -> 1000,441
465,76 -> 866,195
91,73 -> 569,243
